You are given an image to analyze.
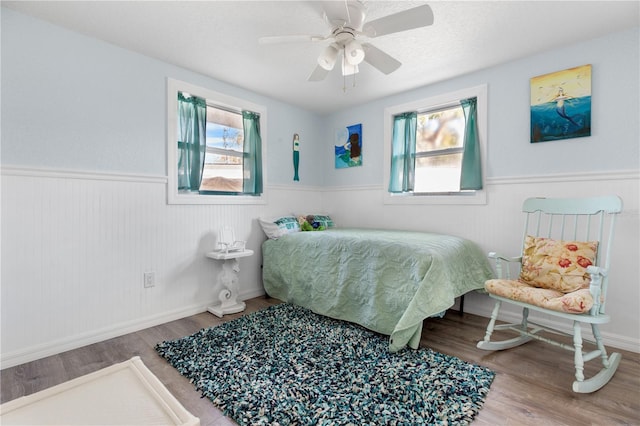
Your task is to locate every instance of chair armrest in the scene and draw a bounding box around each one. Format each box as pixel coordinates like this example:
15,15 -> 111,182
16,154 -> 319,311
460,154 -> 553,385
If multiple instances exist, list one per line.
488,252 -> 522,263
488,252 -> 523,280
586,265 -> 608,277
586,265 -> 608,315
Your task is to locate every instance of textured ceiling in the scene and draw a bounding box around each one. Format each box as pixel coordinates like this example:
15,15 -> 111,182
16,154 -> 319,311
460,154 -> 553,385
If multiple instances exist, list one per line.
3,1 -> 639,114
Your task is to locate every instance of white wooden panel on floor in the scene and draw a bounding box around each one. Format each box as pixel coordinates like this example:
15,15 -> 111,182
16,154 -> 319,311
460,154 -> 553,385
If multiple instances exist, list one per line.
0,357 -> 199,425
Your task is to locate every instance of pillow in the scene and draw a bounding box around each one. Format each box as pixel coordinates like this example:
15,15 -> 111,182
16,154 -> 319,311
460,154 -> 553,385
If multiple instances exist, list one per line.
298,214 -> 335,230
519,235 -> 598,293
258,216 -> 300,239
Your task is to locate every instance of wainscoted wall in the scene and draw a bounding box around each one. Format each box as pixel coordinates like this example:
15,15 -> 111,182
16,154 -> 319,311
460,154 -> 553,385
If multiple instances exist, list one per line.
2,167 -> 638,368
323,171 -> 640,352
0,166 -> 322,368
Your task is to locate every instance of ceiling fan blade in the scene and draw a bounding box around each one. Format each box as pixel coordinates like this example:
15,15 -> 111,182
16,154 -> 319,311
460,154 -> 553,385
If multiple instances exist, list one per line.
322,0 -> 368,30
362,43 -> 401,75
362,4 -> 434,38
321,0 -> 350,26
259,34 -> 326,45
308,64 -> 330,82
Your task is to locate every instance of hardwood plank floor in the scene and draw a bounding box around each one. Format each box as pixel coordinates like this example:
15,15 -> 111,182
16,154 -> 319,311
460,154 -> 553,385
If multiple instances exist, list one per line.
2,297 -> 638,425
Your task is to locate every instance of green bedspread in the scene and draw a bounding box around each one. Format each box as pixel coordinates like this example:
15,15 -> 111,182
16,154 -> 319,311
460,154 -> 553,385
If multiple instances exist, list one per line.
262,228 -> 494,352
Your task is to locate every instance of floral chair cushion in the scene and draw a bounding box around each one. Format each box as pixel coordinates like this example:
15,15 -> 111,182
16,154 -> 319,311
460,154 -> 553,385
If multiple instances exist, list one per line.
519,236 -> 598,293
485,279 -> 594,314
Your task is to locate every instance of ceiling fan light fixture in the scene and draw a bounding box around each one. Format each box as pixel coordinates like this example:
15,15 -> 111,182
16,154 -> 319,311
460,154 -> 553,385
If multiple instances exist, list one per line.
265,2 -> 434,84
317,45 -> 339,71
344,40 -> 365,65
341,58 -> 359,76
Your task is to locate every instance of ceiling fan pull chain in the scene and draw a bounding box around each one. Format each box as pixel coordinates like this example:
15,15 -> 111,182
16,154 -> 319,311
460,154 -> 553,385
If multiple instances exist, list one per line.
343,51 -> 347,92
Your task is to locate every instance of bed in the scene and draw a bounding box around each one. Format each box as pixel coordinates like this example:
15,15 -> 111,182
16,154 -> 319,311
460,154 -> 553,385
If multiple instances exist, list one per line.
261,227 -> 494,352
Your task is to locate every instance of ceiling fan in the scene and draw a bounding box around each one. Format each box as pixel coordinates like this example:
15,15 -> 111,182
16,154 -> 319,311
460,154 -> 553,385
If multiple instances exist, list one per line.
259,1 -> 434,82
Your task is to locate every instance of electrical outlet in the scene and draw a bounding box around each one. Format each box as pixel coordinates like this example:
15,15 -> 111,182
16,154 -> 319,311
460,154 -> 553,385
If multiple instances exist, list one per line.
144,272 -> 155,288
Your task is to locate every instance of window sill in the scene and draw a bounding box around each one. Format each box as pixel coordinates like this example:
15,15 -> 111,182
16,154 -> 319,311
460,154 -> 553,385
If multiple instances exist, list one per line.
168,191 -> 267,205
383,190 -> 487,205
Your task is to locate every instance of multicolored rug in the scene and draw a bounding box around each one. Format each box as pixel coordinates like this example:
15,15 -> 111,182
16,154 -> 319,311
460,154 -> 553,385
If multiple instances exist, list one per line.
156,303 -> 494,425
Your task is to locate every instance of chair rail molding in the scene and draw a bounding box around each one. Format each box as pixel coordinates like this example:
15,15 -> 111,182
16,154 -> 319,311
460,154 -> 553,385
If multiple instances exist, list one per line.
1,165 -> 168,184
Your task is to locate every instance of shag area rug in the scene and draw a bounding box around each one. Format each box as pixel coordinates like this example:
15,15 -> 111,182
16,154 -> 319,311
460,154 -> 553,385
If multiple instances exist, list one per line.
156,304 -> 495,425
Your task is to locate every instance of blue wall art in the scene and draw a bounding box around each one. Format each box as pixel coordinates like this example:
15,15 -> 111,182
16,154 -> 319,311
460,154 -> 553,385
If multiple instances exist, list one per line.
530,64 -> 592,143
335,123 -> 362,168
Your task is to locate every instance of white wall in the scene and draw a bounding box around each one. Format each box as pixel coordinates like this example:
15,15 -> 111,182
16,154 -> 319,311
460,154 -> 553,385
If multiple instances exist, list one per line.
0,169 -> 322,367
1,8 -> 638,367
0,8 -> 325,368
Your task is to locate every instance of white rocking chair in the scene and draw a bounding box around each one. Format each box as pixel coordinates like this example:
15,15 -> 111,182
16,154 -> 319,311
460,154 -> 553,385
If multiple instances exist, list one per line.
477,195 -> 623,393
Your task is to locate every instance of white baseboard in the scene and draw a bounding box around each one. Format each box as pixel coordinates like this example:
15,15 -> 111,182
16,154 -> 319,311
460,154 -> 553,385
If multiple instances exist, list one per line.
1,288 -> 269,370
239,288 -> 266,301
1,291 -> 636,370
0,302 -> 213,370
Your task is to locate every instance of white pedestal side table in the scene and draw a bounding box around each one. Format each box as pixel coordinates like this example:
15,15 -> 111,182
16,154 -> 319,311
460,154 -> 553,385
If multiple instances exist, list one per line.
205,249 -> 254,317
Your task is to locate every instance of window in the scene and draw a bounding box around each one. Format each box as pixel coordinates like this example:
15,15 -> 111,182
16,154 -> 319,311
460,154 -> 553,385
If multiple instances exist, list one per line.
167,79 -> 267,205
200,105 -> 244,193
383,85 -> 487,205
415,105 -> 465,193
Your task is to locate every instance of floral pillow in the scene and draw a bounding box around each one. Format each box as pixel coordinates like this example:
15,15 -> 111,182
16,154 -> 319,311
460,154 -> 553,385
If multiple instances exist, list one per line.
258,216 -> 300,239
519,235 -> 598,293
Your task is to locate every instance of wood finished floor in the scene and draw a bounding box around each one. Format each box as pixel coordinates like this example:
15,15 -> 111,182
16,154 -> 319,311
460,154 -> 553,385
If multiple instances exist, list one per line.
1,297 -> 638,425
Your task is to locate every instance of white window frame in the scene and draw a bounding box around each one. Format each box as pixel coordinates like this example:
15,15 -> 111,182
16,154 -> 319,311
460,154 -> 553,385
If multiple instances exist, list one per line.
167,78 -> 267,205
383,84 -> 487,205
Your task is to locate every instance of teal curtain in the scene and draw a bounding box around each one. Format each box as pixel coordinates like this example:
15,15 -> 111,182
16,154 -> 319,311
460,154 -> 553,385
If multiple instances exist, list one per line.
242,111 -> 263,195
460,97 -> 483,190
388,112 -> 417,193
177,93 -> 207,192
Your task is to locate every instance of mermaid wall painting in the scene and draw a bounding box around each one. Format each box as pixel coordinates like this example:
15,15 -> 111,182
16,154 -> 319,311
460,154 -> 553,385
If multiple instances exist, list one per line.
334,123 -> 363,168
530,64 -> 591,143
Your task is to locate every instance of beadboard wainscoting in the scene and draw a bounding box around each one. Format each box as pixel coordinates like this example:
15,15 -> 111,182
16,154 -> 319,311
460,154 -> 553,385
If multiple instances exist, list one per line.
1,166 -> 638,367
322,170 -> 640,353
0,166 -> 323,368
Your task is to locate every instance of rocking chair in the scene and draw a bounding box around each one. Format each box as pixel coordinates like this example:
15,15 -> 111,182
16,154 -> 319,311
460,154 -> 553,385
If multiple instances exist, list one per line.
477,195 -> 623,393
